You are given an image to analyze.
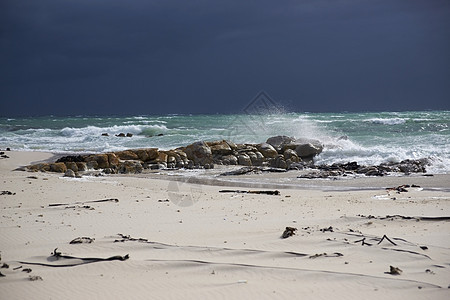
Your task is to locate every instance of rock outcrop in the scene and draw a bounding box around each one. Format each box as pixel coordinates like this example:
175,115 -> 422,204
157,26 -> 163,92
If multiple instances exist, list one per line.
24,136 -> 429,177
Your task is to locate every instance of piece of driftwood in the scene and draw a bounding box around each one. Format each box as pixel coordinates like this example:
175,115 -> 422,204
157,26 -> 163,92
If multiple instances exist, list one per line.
309,252 -> 343,259
354,237 -> 372,246
377,235 -> 397,246
1,190 -> 16,195
320,226 -> 334,233
281,227 -> 297,239
386,185 -> 410,193
48,198 -> 119,207
114,234 -> 149,243
19,248 -> 129,267
219,167 -> 287,176
219,190 -> 280,195
358,214 -> 450,221
70,237 -> 95,244
386,265 -> 402,275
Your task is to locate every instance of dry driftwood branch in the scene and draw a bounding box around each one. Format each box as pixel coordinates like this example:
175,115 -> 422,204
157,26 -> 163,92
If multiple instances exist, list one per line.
377,234 -> 397,246
48,198 -> 119,207
219,190 -> 280,195
354,237 -> 372,246
19,248 -> 129,267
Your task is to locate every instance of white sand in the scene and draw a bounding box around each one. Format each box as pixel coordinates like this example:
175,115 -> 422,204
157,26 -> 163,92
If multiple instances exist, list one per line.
1,151 -> 449,299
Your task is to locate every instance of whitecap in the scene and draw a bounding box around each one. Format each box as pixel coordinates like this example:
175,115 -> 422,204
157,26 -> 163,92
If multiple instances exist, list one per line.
365,118 -> 406,125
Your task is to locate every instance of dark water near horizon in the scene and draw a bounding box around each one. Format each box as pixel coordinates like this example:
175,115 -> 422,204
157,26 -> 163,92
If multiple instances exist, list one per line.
1,111 -> 449,173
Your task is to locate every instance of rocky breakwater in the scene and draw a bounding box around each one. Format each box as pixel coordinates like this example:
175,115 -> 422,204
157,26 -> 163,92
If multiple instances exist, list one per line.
25,135 -> 324,175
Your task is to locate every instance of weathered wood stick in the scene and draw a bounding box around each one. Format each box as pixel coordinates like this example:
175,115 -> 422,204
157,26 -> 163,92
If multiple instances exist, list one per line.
219,190 -> 280,195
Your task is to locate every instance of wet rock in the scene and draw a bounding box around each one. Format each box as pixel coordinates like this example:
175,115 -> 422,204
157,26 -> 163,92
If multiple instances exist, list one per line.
146,148 -> 159,161
28,163 -> 50,172
86,154 -> 109,169
133,149 -> 150,161
86,160 -> 99,170
76,162 -> 87,172
49,162 -> 67,173
251,151 -> 266,166
238,153 -> 252,166
270,155 -> 287,169
283,149 -> 300,162
64,162 -> 79,172
115,150 -> 139,160
56,155 -> 85,163
267,136 -> 296,151
207,140 -> 233,155
282,138 -> 323,159
183,141 -> 213,165
118,161 -> 143,174
155,152 -> 168,163
64,169 -> 76,177
256,143 -> 278,159
106,153 -> 120,167
220,166 -> 262,176
221,155 -> 238,165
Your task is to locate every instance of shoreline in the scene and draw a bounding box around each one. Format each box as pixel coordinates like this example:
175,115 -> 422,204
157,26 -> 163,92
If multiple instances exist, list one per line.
135,167 -> 450,192
11,149 -> 450,191
1,150 -> 449,299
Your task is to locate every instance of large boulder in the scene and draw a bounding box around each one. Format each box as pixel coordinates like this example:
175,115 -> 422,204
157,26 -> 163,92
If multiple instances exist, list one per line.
146,148 -> 159,161
86,154 -> 110,169
27,163 -> 50,172
282,138 -> 323,159
115,150 -> 139,160
269,155 -> 287,169
221,155 -> 238,165
238,153 -> 252,166
106,153 -> 120,167
133,149 -> 150,161
251,151 -> 266,166
76,162 -> 87,172
64,169 -> 76,177
118,161 -> 143,174
207,140 -> 233,155
64,162 -> 79,172
86,160 -> 98,170
183,141 -> 213,165
156,152 -> 168,163
256,143 -> 278,159
266,136 -> 296,151
283,149 -> 300,163
49,162 -> 67,173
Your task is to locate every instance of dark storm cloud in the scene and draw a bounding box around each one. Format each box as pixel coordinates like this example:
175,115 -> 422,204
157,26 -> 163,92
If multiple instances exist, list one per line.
1,0 -> 449,116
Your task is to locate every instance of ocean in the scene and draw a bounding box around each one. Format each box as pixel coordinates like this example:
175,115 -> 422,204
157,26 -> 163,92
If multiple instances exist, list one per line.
1,111 -> 449,173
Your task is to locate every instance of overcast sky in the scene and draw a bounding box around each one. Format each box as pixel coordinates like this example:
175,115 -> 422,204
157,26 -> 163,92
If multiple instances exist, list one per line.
1,0 -> 449,116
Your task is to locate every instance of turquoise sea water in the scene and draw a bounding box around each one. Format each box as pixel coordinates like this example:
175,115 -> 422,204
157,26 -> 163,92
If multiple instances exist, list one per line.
0,111 -> 449,173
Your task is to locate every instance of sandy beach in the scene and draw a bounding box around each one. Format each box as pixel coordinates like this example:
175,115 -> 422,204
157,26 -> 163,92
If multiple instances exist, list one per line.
1,151 -> 449,299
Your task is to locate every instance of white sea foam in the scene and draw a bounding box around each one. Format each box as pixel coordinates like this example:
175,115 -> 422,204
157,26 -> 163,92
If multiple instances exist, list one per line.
365,118 -> 406,125
59,124 -> 168,137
